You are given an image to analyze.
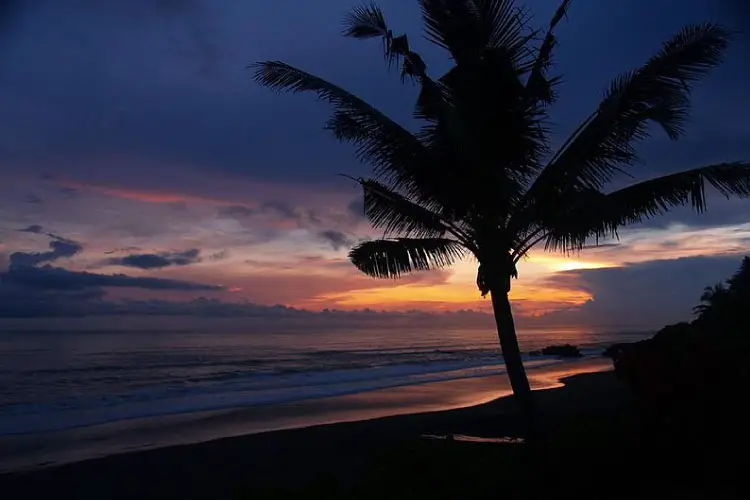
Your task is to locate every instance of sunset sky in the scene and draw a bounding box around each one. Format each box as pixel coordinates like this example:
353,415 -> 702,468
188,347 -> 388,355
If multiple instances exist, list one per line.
1,0 -> 749,329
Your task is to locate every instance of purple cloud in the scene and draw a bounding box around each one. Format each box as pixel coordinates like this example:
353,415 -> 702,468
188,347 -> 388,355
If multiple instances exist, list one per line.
107,249 -> 202,269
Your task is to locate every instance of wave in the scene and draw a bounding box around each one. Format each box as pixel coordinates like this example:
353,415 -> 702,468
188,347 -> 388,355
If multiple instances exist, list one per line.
0,354 -> 567,436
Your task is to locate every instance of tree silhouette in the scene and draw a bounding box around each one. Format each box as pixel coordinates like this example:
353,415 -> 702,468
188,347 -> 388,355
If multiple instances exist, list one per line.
726,256 -> 750,293
693,256 -> 750,331
254,0 -> 750,437
693,283 -> 728,316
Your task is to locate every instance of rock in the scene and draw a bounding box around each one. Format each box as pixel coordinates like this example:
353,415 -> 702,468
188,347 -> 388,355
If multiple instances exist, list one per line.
530,344 -> 582,358
602,343 -> 631,359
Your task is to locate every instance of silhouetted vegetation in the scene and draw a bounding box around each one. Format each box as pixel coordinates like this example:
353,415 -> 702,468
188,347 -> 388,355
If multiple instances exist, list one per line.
254,0 -> 749,439
529,344 -> 582,358
609,255 -> 750,464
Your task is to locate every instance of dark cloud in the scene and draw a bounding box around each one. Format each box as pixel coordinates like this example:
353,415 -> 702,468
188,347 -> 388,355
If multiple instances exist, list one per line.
217,205 -> 255,218
1,264 -> 222,292
0,286 -> 106,318
9,237 -> 83,267
20,224 -> 44,234
262,201 -> 297,219
103,246 -> 142,255
532,255 -> 745,328
23,194 -> 42,204
261,201 -> 320,225
107,248 -> 202,269
58,187 -> 78,198
581,243 -> 621,250
207,249 -> 229,261
0,287 -> 494,325
633,197 -> 750,230
318,230 -> 355,251
217,201 -> 320,227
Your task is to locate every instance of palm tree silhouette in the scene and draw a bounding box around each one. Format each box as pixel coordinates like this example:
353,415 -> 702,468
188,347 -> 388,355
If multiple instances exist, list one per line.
693,283 -> 728,316
726,256 -> 750,293
254,1 -> 750,437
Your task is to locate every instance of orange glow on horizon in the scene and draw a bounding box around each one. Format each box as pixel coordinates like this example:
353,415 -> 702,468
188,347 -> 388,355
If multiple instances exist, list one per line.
526,254 -> 614,272
306,277 -> 593,315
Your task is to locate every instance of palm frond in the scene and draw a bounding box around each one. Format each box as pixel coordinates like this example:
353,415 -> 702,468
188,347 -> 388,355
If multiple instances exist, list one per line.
523,0 -> 571,105
521,22 -> 732,207
343,2 -> 405,69
347,6 -> 481,172
343,3 -> 430,81
359,178 -> 451,238
253,61 -> 435,196
475,0 -> 533,54
440,51 -> 549,176
417,1 -> 532,64
542,162 -> 750,252
349,238 -> 466,278
343,2 -> 389,39
419,1 -> 482,63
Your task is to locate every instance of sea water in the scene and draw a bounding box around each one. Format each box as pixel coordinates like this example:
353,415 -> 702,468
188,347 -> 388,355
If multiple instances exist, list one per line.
0,326 -> 649,436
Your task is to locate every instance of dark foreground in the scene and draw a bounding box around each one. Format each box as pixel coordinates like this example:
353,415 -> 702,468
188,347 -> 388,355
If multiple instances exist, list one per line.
1,371 -> 745,499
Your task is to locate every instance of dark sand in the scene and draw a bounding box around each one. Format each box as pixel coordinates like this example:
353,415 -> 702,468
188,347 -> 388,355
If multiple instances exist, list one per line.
0,369 -> 629,499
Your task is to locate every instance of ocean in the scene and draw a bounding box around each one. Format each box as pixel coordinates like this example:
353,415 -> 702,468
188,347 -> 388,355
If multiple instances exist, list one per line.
0,326 -> 649,439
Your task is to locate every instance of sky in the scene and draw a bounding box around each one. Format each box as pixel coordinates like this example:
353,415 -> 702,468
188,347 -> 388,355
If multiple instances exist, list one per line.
0,0 -> 749,330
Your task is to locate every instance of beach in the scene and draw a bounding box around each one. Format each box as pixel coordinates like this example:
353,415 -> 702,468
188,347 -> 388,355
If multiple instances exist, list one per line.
0,360 -> 625,499
0,328 -> 655,498
0,357 -> 611,472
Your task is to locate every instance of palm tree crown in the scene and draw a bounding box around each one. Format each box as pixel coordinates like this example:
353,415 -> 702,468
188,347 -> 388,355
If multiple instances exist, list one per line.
254,0 -> 748,294
254,0 -> 749,436
694,283 -> 728,316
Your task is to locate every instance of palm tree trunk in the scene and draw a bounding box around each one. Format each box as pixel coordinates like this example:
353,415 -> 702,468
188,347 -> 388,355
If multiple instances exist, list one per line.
490,288 -> 538,441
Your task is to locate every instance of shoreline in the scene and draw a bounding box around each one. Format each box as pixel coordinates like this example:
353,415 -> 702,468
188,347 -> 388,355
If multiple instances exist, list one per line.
0,358 -> 611,473
0,363 -> 623,499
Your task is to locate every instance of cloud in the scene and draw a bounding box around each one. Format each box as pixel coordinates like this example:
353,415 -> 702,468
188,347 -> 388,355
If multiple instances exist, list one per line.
1,265 -> 222,292
104,246 -> 142,255
529,255 -> 744,328
262,200 -> 297,219
216,200 -> 321,229
318,230 -> 355,251
207,249 -> 229,261
0,285 -> 495,326
20,224 -> 44,234
580,243 -> 621,250
59,187 -> 78,198
260,201 -> 320,226
107,248 -> 202,269
217,205 -> 255,217
9,237 -> 83,267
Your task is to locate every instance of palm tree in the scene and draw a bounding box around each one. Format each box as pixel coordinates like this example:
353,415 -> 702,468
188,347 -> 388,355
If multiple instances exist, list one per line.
254,0 -> 750,437
693,283 -> 728,316
726,256 -> 750,294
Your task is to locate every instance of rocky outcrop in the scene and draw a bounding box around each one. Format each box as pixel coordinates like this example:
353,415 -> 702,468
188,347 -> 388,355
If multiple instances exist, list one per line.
529,344 -> 582,358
